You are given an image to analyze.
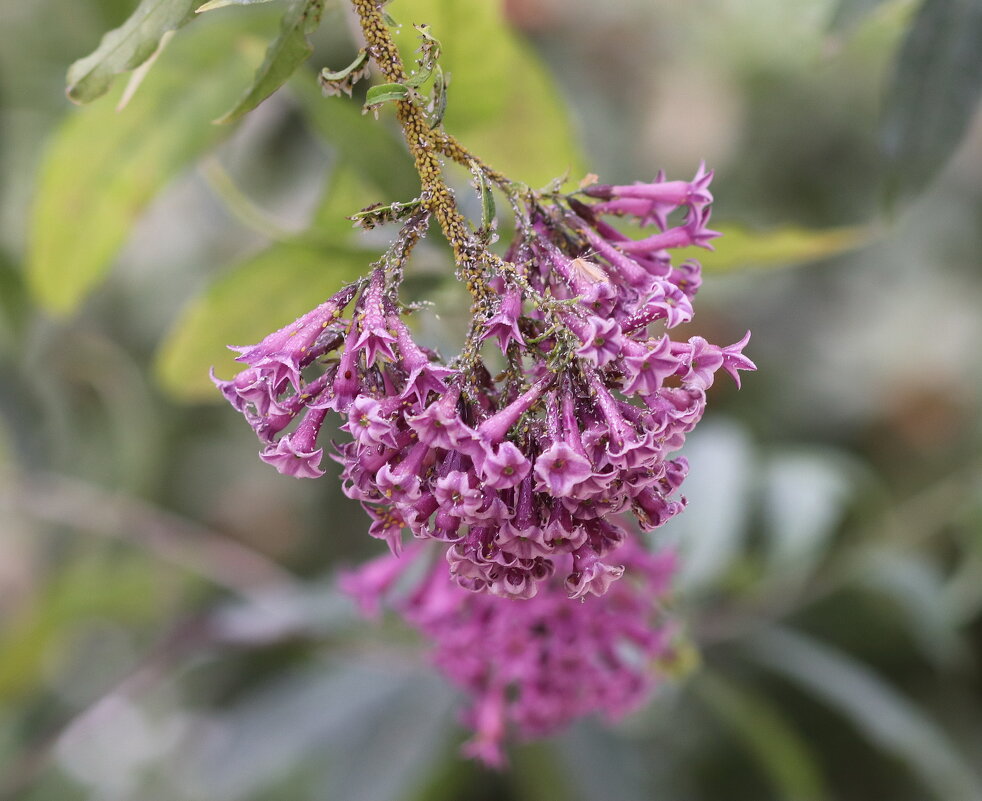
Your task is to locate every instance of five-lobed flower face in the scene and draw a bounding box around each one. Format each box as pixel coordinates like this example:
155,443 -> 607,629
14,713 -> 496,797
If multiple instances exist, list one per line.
214,163 -> 754,764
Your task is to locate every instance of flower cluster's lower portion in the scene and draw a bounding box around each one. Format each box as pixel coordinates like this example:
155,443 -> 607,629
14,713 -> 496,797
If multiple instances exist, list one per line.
341,533 -> 678,767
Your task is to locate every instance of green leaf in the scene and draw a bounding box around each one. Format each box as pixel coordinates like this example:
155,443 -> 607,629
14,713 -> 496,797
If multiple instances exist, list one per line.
429,64 -> 447,129
320,51 -> 369,83
319,49 -> 370,97
747,627 -> 982,801
66,0 -> 198,104
155,243 -> 372,401
405,23 -> 441,88
364,82 -> 411,108
215,0 -> 326,125
471,161 -> 495,234
291,72 -> 419,198
694,671 -> 829,801
676,223 -> 871,272
391,0 -> 584,187
197,0 -> 281,11
347,198 -> 423,231
881,0 -> 982,204
28,19 -> 263,316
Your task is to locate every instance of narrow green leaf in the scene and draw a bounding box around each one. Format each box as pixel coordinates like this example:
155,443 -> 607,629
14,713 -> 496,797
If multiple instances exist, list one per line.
215,0 -> 326,125
197,0 -> 281,11
405,23 -> 441,88
66,0 -> 197,104
365,82 -> 411,108
881,0 -> 982,204
471,161 -> 495,235
748,627 -> 982,801
429,64 -> 447,129
675,223 -> 871,272
320,50 -> 369,83
347,198 -> 423,231
29,20 -> 262,316
391,0 -> 584,186
694,671 -> 829,801
319,49 -> 370,97
155,243 -> 373,401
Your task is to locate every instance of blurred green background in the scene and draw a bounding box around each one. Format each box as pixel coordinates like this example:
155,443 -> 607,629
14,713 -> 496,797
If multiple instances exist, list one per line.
1,0 -> 981,798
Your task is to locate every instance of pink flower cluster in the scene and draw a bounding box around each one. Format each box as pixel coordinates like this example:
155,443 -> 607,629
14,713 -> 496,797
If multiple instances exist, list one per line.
214,165 -> 754,604
341,537 -> 678,767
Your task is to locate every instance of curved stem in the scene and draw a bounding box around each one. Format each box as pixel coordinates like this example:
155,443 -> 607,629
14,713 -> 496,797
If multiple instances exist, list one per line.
350,0 -> 490,309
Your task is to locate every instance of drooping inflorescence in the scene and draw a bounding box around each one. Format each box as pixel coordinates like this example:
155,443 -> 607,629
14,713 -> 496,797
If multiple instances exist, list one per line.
214,1 -> 754,766
215,165 -> 754,600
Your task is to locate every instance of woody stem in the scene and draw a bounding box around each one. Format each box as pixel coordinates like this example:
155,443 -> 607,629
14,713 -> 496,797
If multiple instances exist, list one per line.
349,0 -> 490,309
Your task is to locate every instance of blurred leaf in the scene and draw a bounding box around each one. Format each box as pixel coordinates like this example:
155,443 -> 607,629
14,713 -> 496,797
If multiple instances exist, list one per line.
199,157 -> 300,241
858,548 -> 967,667
290,72 -> 420,198
197,0 -> 280,11
210,582 -> 358,645
29,19 -> 264,316
155,242 -> 373,400
183,660 -> 455,801
310,166 -> 383,238
672,421 -> 755,592
554,721 -> 652,801
391,0 -> 584,186
677,224 -> 871,273
881,0 -> 982,204
214,0 -> 325,125
510,741 -> 577,801
762,450 -> 854,579
0,556 -> 164,701
66,0 -> 197,104
313,672 -> 457,801
828,0 -> 892,33
404,758 -> 485,801
158,165 -> 379,402
694,671 -> 829,801
0,251 -> 27,341
747,627 -> 982,801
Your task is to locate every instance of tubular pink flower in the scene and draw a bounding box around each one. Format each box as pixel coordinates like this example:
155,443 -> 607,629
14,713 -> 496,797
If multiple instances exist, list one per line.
480,288 -> 526,351
259,407 -> 328,478
533,442 -> 594,498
